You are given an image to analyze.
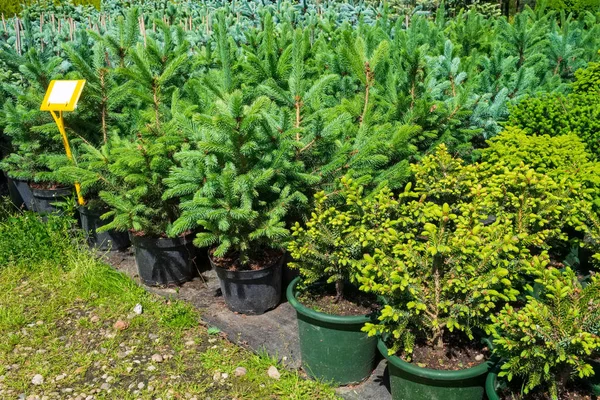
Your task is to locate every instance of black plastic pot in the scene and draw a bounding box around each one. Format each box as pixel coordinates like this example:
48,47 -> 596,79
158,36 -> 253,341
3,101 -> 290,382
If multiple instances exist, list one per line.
130,233 -> 196,286
30,186 -> 72,214
287,277 -> 378,385
379,338 -> 494,400
211,251 -> 284,315
79,206 -> 130,251
6,176 -> 34,210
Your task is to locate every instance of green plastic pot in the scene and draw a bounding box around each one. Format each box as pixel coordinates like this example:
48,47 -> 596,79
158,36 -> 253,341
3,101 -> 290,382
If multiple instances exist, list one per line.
286,277 -> 378,385
485,365 -> 501,400
379,338 -> 493,400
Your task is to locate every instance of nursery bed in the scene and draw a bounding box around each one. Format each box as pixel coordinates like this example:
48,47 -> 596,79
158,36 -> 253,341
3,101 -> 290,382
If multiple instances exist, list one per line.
102,249 -> 392,399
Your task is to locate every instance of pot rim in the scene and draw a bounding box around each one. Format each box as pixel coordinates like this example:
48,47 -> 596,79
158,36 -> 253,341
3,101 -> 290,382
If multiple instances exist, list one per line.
209,248 -> 285,274
378,338 -> 494,381
30,186 -> 72,195
129,232 -> 194,246
287,276 -> 374,325
485,364 -> 501,400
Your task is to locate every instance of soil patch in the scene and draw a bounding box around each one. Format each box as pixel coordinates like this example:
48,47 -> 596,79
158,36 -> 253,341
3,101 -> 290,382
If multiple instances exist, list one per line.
399,331 -> 489,371
210,248 -> 284,271
296,283 -> 378,317
28,182 -> 65,190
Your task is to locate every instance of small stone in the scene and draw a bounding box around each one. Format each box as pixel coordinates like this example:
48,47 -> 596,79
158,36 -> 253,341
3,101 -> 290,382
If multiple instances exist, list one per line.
212,371 -> 221,381
184,340 -> 195,347
151,354 -> 163,363
267,366 -> 280,380
147,385 -> 154,392
137,382 -> 145,390
31,374 -> 44,385
117,351 -> 127,359
133,304 -> 143,315
208,338 -> 217,344
221,373 -> 228,379
55,374 -> 66,382
148,334 -> 158,340
113,320 -> 129,331
100,383 -> 110,391
475,354 -> 484,361
234,367 -> 247,377
147,365 -> 156,372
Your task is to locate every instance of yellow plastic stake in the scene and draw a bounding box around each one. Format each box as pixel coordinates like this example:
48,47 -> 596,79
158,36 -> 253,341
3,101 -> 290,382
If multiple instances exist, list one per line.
40,79 -> 87,206
49,110 -> 85,206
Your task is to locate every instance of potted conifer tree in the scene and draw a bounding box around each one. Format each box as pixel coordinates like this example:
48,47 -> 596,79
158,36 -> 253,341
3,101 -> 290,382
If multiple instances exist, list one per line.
487,265 -> 600,400
54,40 -> 136,250
0,90 -> 72,214
357,145 -> 595,400
166,90 -> 315,314
0,36 -> 75,213
286,177 -> 392,385
98,26 -> 195,285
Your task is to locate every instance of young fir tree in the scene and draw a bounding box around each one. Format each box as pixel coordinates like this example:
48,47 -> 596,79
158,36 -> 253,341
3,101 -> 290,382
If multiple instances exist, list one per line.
491,264 -> 600,399
53,40 -> 139,209
97,22 -> 191,236
165,90 -> 317,267
0,48 -> 71,184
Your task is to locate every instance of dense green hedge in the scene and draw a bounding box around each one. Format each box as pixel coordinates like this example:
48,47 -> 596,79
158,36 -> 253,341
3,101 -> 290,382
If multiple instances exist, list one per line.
508,58 -> 600,158
0,0 -> 100,17
544,0 -> 600,13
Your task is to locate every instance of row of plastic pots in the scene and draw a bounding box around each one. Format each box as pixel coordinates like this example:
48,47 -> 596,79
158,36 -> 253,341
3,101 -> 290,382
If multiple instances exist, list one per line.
289,277 -> 600,399
288,276 -> 493,400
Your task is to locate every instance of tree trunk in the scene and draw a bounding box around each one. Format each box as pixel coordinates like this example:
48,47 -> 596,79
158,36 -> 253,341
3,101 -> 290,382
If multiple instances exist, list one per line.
335,279 -> 344,302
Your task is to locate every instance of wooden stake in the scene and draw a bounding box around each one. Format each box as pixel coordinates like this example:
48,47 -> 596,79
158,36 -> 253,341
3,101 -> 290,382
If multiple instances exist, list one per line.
14,17 -> 21,55
2,14 -> 6,33
140,15 -> 147,47
40,13 -> 44,51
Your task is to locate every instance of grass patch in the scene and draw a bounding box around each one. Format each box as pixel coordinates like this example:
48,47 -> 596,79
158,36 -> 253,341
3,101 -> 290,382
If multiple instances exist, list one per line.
0,206 -> 338,399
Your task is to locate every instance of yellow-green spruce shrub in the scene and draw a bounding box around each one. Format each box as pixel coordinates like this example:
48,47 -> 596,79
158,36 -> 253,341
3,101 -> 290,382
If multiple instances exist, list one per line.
287,176 -> 398,300
358,144 -> 597,357
490,262 -> 600,399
